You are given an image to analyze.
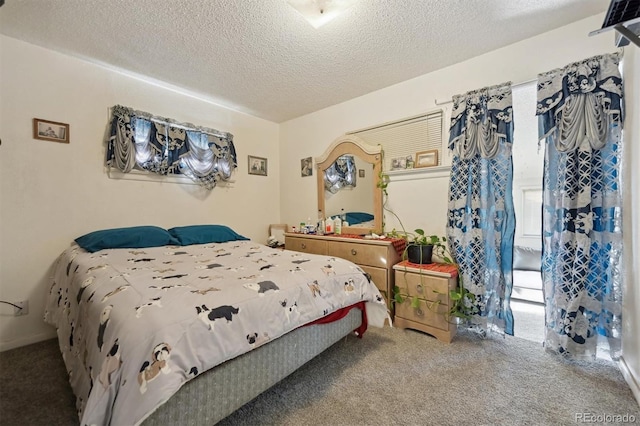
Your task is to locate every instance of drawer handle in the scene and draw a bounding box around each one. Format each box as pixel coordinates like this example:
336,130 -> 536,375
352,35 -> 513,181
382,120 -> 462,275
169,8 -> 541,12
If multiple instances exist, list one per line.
301,243 -> 307,249
351,249 -> 357,256
415,308 -> 424,317
416,284 -> 423,294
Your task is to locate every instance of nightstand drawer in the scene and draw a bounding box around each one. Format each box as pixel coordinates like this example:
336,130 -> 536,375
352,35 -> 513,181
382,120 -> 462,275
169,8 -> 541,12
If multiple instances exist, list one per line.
328,241 -> 388,268
395,299 -> 451,331
285,236 -> 327,255
394,270 -> 449,303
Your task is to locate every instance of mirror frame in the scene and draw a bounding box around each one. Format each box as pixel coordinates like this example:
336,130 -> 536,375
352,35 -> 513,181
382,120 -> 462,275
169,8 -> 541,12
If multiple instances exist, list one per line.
315,135 -> 383,235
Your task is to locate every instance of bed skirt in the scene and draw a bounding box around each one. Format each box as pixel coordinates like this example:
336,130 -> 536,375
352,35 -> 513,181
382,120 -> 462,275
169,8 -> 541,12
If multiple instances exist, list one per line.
142,307 -> 362,425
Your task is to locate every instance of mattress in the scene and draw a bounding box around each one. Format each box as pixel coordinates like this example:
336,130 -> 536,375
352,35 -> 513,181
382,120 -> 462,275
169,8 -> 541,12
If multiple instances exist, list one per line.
44,240 -> 387,425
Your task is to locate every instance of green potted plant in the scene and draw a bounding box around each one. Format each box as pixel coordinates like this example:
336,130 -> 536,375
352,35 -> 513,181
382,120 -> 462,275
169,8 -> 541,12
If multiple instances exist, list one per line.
389,232 -> 477,323
385,228 -> 449,264
405,229 -> 442,264
376,151 -> 475,324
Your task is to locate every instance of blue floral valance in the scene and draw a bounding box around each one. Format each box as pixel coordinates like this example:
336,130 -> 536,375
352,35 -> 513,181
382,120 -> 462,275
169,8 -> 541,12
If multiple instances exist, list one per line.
324,155 -> 357,194
536,52 -> 624,152
106,105 -> 237,189
449,82 -> 513,159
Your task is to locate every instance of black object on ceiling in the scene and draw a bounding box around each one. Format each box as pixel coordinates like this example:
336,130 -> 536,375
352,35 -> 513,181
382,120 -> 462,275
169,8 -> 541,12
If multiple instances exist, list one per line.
601,0 -> 640,28
589,0 -> 640,48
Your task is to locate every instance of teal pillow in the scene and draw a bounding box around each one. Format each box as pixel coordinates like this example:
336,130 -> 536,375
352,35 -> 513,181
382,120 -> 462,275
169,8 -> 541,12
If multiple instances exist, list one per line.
75,226 -> 179,253
168,225 -> 249,246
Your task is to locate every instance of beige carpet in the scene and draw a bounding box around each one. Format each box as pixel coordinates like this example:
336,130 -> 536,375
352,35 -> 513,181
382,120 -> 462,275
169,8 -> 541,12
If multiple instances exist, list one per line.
511,299 -> 545,344
2,303 -> 637,426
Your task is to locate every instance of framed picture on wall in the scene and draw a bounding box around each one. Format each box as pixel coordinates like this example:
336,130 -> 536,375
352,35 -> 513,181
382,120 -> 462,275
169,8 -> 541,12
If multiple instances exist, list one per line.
248,155 -> 267,176
391,156 -> 407,170
301,157 -> 313,177
415,149 -> 438,168
33,118 -> 69,143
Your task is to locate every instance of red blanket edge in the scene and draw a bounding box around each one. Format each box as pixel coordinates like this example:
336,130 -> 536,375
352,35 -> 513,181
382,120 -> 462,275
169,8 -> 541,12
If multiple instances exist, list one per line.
303,301 -> 368,338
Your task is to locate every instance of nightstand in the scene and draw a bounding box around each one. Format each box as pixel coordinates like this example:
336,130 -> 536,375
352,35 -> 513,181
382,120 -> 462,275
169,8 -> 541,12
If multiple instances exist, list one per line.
392,261 -> 458,343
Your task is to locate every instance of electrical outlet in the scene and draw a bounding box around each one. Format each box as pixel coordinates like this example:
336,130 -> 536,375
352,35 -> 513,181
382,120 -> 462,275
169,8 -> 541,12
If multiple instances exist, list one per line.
14,300 -> 28,316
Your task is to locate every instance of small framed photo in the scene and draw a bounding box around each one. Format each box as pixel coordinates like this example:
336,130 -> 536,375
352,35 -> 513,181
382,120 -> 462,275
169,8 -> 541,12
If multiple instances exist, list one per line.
301,157 -> 313,177
359,169 -> 365,178
248,155 -> 267,176
391,156 -> 407,170
415,149 -> 439,168
33,118 -> 69,143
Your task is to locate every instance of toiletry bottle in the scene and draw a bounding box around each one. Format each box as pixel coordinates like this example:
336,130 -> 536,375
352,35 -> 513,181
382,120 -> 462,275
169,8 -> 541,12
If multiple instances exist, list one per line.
335,215 -> 342,235
325,216 -> 334,234
341,209 -> 346,225
317,210 -> 324,235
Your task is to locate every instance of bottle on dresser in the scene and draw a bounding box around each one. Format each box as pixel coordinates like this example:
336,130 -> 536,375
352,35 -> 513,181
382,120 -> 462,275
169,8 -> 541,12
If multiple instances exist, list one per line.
325,216 -> 334,234
334,216 -> 342,235
317,210 -> 325,235
340,208 -> 349,227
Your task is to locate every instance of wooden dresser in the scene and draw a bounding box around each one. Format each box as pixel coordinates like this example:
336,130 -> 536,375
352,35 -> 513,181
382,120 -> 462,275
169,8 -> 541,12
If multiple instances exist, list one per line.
284,233 -> 403,310
392,261 -> 458,343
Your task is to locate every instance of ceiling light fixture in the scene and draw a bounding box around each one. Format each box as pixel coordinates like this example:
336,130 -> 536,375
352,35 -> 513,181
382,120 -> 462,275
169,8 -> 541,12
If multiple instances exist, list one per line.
287,0 -> 359,28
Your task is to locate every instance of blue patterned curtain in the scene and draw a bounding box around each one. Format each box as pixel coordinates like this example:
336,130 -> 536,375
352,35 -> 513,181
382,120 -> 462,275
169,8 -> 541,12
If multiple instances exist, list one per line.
536,52 -> 624,360
106,105 -> 237,189
447,82 -> 515,336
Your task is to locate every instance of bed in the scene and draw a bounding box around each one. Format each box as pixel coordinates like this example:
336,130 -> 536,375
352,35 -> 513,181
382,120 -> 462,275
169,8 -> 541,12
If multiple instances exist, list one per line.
44,225 -> 388,426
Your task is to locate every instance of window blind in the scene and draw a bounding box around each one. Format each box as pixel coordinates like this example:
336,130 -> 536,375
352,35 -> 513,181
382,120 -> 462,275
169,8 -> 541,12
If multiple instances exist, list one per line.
347,110 -> 443,172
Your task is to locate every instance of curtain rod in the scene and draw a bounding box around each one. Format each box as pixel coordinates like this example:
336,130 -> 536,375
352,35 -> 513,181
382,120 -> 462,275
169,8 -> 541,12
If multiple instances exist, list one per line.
145,117 -> 229,138
434,78 -> 537,106
110,105 -> 231,139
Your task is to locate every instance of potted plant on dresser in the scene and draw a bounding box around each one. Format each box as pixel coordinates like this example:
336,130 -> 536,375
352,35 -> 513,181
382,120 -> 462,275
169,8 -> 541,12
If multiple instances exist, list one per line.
377,170 -> 475,339
405,229 -> 447,265
389,231 -> 477,342
386,228 -> 450,265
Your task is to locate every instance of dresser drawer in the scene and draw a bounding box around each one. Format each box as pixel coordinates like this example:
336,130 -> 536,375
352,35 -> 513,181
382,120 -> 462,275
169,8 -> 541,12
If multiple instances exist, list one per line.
394,270 -> 450,303
360,265 -> 387,294
285,236 -> 328,255
395,298 -> 451,331
328,241 -> 388,268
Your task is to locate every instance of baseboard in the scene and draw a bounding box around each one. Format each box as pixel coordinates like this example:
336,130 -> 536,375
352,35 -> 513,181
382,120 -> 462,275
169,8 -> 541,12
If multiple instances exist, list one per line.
0,329 -> 57,352
618,355 -> 640,407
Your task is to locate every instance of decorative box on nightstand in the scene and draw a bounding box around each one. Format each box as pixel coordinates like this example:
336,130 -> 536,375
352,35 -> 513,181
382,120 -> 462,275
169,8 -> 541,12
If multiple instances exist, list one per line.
392,261 -> 459,343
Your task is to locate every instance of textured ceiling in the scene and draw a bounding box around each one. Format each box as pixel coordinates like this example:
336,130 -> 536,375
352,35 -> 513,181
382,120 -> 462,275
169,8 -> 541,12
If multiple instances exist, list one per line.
0,0 -> 608,123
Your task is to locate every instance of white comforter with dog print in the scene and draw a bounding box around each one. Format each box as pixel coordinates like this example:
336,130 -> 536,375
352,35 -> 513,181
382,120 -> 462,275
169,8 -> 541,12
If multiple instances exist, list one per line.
44,240 -> 387,426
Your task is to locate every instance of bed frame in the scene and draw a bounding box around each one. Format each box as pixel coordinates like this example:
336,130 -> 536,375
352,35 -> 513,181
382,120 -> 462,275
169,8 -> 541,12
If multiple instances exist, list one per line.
142,308 -> 362,425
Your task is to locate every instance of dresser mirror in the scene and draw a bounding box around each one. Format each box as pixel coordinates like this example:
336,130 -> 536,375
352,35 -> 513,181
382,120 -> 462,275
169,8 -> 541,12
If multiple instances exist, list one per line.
316,135 -> 383,235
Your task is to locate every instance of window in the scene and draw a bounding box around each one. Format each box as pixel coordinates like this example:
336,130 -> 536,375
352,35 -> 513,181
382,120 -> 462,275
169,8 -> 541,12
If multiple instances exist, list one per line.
347,109 -> 444,172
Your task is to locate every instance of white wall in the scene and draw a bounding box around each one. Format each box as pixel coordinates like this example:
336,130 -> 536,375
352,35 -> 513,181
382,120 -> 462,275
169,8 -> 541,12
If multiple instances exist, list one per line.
0,35 -> 280,351
622,44 -> 640,405
280,13 -> 639,400
280,15 -> 615,237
